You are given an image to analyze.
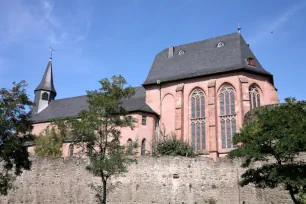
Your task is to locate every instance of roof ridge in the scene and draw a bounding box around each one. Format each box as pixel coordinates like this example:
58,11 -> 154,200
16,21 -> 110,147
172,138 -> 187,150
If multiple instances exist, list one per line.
153,32 -> 241,58
171,32 -> 239,48
52,95 -> 87,101
54,86 -> 145,102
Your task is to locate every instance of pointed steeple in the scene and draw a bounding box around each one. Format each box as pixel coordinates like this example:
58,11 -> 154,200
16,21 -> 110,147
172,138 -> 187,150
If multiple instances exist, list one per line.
32,57 -> 57,114
35,57 -> 57,96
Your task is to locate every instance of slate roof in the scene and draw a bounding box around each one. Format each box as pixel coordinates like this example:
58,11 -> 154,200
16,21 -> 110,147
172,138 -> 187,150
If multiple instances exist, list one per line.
31,86 -> 157,123
35,58 -> 57,95
143,32 -> 273,85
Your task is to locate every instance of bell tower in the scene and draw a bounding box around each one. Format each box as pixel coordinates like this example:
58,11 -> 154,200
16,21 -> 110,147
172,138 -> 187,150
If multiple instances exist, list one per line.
32,57 -> 57,114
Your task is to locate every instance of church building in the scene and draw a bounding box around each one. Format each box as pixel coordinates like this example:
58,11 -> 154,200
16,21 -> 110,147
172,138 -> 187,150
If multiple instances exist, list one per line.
30,32 -> 279,160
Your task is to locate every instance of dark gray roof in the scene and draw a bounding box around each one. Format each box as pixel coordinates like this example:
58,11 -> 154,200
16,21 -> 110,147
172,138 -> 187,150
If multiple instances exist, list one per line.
143,33 -> 273,85
31,86 -> 157,123
35,58 -> 57,95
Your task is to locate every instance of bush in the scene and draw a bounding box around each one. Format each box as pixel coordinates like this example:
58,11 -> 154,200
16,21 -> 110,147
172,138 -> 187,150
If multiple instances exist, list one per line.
153,136 -> 196,157
35,127 -> 64,157
203,197 -> 217,204
298,187 -> 306,204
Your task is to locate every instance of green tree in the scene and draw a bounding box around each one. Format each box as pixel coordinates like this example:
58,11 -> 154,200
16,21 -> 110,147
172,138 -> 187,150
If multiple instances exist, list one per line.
62,75 -> 138,204
229,98 -> 306,204
0,81 -> 32,195
35,127 -> 64,157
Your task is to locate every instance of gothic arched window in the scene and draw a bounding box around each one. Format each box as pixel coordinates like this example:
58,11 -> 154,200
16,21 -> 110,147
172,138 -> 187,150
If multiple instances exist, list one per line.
190,89 -> 206,150
219,85 -> 236,149
141,139 -> 146,156
68,144 -> 74,157
249,85 -> 261,109
41,92 -> 49,101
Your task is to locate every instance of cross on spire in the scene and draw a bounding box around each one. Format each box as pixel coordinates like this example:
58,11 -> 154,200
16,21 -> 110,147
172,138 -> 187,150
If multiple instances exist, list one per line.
50,47 -> 55,59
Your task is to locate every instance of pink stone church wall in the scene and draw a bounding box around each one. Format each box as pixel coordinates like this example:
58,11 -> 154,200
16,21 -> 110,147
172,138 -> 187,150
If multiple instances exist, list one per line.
145,72 -> 278,159
30,113 -> 156,157
30,72 -> 278,160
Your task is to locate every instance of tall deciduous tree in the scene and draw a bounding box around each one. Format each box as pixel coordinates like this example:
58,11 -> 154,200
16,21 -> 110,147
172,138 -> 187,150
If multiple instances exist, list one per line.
63,75 -> 138,204
229,98 -> 306,204
0,81 -> 32,195
35,127 -> 64,158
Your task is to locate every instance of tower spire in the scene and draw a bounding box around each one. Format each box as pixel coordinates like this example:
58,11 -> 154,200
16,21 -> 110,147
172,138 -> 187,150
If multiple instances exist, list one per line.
34,58 -> 56,96
32,56 -> 57,114
238,22 -> 241,33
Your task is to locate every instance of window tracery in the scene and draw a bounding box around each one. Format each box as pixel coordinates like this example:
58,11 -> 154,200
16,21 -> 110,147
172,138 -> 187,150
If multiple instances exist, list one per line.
249,85 -> 260,109
190,89 -> 206,150
219,85 -> 236,149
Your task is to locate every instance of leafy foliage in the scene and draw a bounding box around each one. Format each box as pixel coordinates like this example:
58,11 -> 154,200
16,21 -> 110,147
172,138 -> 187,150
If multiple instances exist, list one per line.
35,127 -> 64,157
61,75 -> 138,204
229,98 -> 306,204
0,81 -> 32,195
203,197 -> 218,204
297,187 -> 306,204
153,136 -> 196,157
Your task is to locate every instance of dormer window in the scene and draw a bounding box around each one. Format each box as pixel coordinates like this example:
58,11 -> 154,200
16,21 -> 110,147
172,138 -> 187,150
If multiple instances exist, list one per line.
247,57 -> 255,66
178,50 -> 185,55
217,42 -> 225,48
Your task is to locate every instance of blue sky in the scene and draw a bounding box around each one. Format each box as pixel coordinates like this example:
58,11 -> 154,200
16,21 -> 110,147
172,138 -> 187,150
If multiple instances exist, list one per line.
0,0 -> 305,102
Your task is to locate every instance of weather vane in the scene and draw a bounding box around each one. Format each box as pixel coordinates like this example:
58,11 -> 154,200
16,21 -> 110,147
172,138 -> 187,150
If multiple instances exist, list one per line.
50,47 -> 55,58
238,22 -> 241,33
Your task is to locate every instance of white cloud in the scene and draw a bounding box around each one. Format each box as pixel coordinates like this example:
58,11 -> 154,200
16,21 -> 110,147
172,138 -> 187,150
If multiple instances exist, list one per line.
0,0 -> 91,47
42,0 -> 53,13
248,1 -> 306,45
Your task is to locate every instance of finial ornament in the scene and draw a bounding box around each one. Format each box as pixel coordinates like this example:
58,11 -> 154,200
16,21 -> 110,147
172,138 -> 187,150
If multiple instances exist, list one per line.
238,22 -> 241,33
50,47 -> 55,59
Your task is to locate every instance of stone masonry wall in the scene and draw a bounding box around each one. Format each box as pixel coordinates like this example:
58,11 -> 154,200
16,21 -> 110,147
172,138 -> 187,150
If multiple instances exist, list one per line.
0,157 -> 293,204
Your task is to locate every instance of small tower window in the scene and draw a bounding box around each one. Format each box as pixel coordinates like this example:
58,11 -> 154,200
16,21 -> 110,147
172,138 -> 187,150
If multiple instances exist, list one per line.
217,42 -> 225,48
247,57 -> 255,66
178,50 -> 185,55
41,92 -> 49,101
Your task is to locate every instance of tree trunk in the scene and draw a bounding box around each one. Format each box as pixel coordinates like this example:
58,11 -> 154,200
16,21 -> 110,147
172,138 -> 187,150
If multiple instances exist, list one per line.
288,185 -> 300,204
102,179 -> 107,204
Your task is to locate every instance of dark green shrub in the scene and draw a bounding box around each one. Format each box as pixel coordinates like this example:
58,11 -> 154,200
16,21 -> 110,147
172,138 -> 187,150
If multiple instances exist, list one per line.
153,136 -> 196,157
203,197 -> 218,204
297,187 -> 306,204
